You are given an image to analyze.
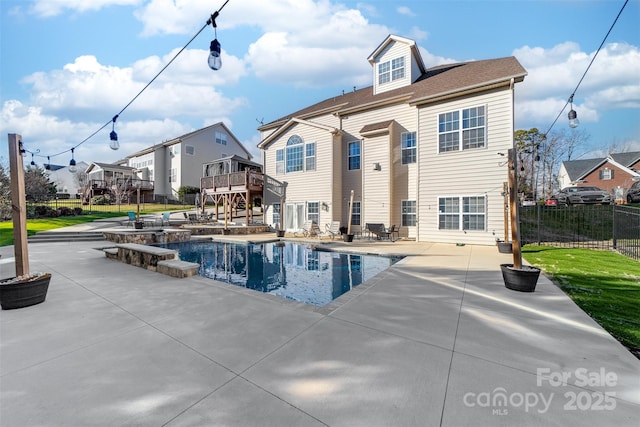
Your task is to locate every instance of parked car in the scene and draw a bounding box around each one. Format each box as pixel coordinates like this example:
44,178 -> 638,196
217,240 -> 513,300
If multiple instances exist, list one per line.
544,198 -> 558,207
552,186 -> 612,205
627,181 -> 640,203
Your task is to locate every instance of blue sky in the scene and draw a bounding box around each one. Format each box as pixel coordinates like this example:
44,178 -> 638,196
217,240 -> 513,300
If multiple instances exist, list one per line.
1,0 -> 639,167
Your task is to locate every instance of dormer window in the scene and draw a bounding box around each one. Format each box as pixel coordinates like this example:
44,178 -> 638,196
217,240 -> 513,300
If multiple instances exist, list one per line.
378,56 -> 405,85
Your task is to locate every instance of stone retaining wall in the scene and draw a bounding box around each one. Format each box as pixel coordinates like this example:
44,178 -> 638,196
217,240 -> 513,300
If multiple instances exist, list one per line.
103,229 -> 191,245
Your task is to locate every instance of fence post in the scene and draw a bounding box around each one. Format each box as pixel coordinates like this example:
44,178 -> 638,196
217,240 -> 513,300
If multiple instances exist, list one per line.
612,204 -> 617,250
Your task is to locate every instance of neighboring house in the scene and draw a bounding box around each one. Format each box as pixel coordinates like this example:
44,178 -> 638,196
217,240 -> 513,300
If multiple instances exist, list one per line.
257,34 -> 527,245
45,161 -> 89,197
124,122 -> 252,200
558,152 -> 640,199
82,162 -> 149,203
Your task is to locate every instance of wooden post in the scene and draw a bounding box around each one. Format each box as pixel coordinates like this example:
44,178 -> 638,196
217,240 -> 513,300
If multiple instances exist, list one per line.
508,149 -> 522,269
8,134 -> 29,276
503,181 -> 510,242
347,190 -> 354,235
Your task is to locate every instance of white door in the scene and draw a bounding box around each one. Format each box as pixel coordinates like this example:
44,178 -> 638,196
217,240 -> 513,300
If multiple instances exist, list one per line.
285,203 -> 305,231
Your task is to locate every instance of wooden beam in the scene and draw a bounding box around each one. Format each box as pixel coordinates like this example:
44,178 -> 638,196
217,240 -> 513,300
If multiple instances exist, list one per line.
8,134 -> 30,276
508,149 -> 522,269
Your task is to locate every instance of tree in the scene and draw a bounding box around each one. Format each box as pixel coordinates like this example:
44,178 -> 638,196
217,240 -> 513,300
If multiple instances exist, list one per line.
0,160 -> 11,220
24,165 -> 56,202
514,128 -> 546,199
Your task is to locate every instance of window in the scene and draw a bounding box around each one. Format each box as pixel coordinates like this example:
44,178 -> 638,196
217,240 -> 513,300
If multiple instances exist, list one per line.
185,145 -> 195,155
348,141 -> 361,170
307,201 -> 319,225
350,201 -> 361,226
378,56 -> 405,85
215,131 -> 227,145
599,169 -> 614,180
305,143 -> 316,171
402,200 -> 416,226
273,203 -> 280,227
286,135 -> 303,173
438,106 -> 486,152
170,145 -> 180,155
401,132 -> 416,164
438,196 -> 486,231
276,149 -> 284,175
169,168 -> 177,183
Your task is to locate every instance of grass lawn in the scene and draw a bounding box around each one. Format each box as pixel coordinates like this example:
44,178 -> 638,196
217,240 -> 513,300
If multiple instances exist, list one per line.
523,246 -> 640,356
0,213 -> 125,246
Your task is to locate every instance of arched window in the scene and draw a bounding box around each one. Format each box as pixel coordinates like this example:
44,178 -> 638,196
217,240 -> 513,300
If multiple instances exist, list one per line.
286,135 -> 304,172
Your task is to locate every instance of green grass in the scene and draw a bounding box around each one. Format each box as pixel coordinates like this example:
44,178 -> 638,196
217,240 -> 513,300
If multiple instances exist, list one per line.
523,246 -> 640,353
0,213 -> 126,246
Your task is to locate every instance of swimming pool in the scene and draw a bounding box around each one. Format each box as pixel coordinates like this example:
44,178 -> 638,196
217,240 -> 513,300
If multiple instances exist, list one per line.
154,240 -> 403,306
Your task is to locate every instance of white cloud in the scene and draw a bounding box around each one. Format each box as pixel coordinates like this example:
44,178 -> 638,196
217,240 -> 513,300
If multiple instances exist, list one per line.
397,6 -> 415,17
514,41 -> 640,129
29,0 -> 142,17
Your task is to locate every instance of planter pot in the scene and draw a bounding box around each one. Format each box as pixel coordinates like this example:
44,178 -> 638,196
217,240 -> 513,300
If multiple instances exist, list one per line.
497,241 -> 513,254
0,273 -> 51,310
344,233 -> 354,242
276,230 -> 285,238
500,264 -> 540,292
134,221 -> 144,230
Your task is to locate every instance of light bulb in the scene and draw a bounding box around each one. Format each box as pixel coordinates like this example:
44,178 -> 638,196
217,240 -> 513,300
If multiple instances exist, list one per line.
69,158 -> 77,173
208,39 -> 222,70
110,130 -> 119,150
568,109 -> 580,129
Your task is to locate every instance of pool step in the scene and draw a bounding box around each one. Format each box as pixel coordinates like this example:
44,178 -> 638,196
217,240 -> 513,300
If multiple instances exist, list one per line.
28,231 -> 105,243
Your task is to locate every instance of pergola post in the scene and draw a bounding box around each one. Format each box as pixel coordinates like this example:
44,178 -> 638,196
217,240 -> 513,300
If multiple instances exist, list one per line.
8,134 -> 30,276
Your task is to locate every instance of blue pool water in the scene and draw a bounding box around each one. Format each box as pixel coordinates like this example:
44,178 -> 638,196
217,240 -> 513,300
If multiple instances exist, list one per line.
155,240 -> 402,306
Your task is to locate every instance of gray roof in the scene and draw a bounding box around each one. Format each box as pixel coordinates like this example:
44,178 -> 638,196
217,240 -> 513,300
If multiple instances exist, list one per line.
610,151 -> 640,167
562,151 -> 640,181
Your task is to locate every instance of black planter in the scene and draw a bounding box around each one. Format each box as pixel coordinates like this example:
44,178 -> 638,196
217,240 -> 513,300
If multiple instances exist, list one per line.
497,241 -> 513,254
344,234 -> 354,242
500,264 -> 540,292
134,221 -> 144,229
276,230 -> 285,238
0,273 -> 51,310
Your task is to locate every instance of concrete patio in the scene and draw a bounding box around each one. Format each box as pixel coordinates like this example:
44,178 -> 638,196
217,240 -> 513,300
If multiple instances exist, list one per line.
0,224 -> 638,426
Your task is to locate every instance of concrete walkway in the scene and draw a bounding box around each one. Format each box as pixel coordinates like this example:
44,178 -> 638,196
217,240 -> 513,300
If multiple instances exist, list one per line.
0,227 -> 638,426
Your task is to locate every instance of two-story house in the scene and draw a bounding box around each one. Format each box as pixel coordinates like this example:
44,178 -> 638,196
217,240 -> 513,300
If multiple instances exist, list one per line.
558,152 -> 640,201
123,122 -> 253,200
258,34 -> 527,244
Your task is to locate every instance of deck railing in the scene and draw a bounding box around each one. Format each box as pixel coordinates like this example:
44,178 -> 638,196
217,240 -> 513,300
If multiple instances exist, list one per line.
201,170 -> 264,193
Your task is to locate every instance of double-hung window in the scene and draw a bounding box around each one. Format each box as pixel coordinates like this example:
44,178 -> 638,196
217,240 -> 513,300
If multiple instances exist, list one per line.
307,202 -> 319,225
286,135 -> 303,173
378,56 -> 405,85
305,143 -> 316,171
438,106 -> 486,152
348,141 -> 361,170
215,131 -> 227,145
401,132 -> 416,164
350,201 -> 361,225
273,203 -> 280,227
438,196 -> 486,231
599,169 -> 613,180
401,200 -> 416,226
276,149 -> 284,175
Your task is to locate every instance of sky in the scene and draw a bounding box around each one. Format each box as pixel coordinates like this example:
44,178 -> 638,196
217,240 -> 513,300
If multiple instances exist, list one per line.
1,0 -> 639,168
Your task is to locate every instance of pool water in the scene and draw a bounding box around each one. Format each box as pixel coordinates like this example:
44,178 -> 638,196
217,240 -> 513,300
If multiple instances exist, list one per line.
155,240 -> 402,306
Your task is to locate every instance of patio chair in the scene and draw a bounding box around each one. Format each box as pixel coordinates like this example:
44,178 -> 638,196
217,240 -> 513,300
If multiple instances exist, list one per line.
295,220 -> 319,237
384,225 -> 399,241
160,212 -> 171,226
318,221 -> 341,240
367,223 -> 386,240
125,211 -> 137,227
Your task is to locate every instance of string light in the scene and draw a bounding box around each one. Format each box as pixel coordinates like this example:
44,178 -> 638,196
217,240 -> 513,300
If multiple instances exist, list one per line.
21,0 -> 232,164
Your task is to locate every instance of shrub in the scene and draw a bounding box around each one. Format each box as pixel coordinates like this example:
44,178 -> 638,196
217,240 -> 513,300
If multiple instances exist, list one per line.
58,206 -> 73,216
91,195 -> 112,205
73,207 -> 83,216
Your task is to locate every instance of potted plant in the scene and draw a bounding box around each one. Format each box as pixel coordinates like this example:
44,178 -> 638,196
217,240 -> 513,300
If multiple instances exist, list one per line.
501,148 -> 541,292
0,272 -> 52,310
496,238 -> 513,254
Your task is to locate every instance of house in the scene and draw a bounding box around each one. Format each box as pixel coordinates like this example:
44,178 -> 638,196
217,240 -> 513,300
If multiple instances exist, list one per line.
558,152 -> 640,200
255,34 -> 527,245
45,161 -> 89,197
82,162 -> 150,203
82,122 -> 252,202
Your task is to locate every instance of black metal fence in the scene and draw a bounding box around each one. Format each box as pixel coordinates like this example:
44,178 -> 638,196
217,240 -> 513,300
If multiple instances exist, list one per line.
520,204 -> 640,261
27,194 -> 195,215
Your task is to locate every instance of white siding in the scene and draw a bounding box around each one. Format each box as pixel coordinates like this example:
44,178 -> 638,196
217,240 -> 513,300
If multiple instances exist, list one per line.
417,87 -> 514,244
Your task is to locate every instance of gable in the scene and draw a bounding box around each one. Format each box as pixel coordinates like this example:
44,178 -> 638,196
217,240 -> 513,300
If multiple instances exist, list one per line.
369,35 -> 425,96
